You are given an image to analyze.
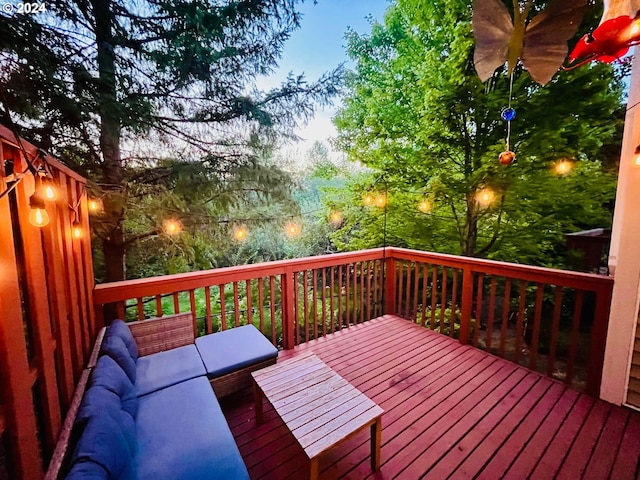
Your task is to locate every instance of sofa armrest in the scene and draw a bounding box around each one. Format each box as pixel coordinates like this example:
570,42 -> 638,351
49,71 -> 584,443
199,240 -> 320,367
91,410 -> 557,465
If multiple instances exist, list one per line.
128,312 -> 195,357
44,369 -> 91,480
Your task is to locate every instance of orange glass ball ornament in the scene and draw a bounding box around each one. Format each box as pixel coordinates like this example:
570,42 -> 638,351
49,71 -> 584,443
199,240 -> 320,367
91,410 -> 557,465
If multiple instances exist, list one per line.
499,150 -> 516,165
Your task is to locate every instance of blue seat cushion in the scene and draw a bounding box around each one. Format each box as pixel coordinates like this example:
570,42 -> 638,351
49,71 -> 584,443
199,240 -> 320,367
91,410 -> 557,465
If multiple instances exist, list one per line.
136,377 -> 249,480
135,344 -> 206,397
90,356 -> 138,418
100,334 -> 137,384
71,414 -> 135,480
65,459 -> 109,479
76,386 -> 137,456
108,319 -> 138,359
195,325 -> 278,377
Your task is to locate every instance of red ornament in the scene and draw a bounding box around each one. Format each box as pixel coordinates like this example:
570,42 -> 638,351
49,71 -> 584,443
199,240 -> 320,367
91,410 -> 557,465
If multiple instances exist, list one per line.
499,150 -> 516,165
567,15 -> 640,68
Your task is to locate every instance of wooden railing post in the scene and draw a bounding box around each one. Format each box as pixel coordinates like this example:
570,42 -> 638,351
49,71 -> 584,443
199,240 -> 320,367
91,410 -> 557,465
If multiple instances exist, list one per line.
586,286 -> 614,397
459,267 -> 474,345
384,255 -> 397,315
281,269 -> 296,350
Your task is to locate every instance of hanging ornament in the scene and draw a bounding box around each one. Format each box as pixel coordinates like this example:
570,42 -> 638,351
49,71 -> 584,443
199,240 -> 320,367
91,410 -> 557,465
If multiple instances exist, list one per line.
501,107 -> 516,122
473,0 -> 587,85
566,0 -> 640,69
499,150 -> 516,165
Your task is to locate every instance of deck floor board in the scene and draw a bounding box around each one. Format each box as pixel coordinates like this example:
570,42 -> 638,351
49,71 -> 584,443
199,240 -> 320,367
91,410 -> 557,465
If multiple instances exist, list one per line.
221,315 -> 640,479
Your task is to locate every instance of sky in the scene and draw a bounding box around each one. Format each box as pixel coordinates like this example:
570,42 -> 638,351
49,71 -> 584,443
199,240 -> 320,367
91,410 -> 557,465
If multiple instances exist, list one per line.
257,0 -> 391,156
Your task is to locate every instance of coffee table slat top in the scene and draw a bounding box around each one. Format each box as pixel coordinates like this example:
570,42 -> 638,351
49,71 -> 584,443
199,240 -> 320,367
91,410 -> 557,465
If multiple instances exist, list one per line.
252,353 -> 383,460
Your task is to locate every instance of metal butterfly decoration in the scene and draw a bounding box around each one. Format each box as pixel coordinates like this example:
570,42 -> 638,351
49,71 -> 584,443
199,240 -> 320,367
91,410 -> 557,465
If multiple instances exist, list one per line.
566,0 -> 640,68
473,0 -> 588,85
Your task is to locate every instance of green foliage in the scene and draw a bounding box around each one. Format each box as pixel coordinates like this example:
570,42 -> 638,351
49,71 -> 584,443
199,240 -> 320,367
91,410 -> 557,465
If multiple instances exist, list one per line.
331,0 -> 624,267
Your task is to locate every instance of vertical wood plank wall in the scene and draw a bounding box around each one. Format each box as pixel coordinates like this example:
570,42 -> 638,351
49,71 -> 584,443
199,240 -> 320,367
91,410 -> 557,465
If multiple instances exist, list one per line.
0,126 -> 95,480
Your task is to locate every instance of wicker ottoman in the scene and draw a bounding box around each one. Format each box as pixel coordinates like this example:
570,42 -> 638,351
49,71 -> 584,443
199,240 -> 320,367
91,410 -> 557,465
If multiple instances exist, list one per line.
195,325 -> 278,398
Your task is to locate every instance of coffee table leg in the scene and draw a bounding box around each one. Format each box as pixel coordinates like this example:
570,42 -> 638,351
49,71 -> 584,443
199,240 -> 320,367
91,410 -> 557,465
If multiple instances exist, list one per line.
370,416 -> 382,471
310,457 -> 319,480
253,380 -> 263,425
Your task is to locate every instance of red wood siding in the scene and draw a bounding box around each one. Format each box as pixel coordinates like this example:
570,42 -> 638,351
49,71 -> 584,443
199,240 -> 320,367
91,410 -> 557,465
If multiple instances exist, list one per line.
222,315 -> 640,480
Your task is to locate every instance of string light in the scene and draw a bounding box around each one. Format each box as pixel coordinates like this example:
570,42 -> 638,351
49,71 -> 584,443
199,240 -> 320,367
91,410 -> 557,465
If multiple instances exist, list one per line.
375,194 -> 386,208
233,225 -> 248,241
163,219 -> 182,235
418,199 -> 432,213
329,211 -> 343,224
475,188 -> 495,206
285,221 -> 301,238
88,197 -> 104,214
554,160 -> 574,175
633,145 -> 640,167
28,193 -> 49,227
72,220 -> 82,239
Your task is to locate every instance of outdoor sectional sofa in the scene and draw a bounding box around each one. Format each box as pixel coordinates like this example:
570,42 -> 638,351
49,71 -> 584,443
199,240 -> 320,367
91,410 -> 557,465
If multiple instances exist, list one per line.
45,312 -> 278,480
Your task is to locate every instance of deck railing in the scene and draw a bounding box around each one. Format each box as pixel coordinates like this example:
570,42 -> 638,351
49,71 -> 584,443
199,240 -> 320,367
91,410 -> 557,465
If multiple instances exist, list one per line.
93,247 -> 613,396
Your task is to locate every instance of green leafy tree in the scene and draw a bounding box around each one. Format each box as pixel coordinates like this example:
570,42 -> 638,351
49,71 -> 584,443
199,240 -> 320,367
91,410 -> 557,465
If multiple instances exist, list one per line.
332,0 -> 624,266
0,0 -> 341,281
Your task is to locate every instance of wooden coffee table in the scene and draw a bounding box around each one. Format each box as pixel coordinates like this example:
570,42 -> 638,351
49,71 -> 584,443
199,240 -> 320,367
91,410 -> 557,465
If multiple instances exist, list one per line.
251,352 -> 383,480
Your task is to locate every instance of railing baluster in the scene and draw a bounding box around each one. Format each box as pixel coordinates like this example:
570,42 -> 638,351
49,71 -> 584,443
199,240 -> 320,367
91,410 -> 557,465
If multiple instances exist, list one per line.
421,264 -> 429,327
330,266 -> 335,333
204,286 -> 212,334
440,267 -> 449,333
499,278 -> 511,357
173,293 -> 180,314
246,279 -> 252,326
269,276 -> 276,345
257,278 -> 264,334
430,266 -> 438,329
529,283 -> 545,371
155,295 -> 163,317
338,265 -> 343,329
219,284 -> 227,331
366,261 -> 373,322
404,261 -> 412,319
345,265 -> 351,327
473,274 -> 483,345
293,272 -> 299,346
547,285 -> 563,378
233,282 -> 240,328
189,289 -> 197,336
312,269 -> 318,338
514,280 -> 528,365
352,262 -> 358,325
136,298 -> 145,321
450,269 -> 459,338
566,290 -> 584,386
397,262 -> 404,318
303,270 -> 309,342
373,261 -> 379,317
321,268 -> 327,337
412,263 -> 420,323
117,302 -> 125,320
486,277 -> 497,351
360,262 -> 365,324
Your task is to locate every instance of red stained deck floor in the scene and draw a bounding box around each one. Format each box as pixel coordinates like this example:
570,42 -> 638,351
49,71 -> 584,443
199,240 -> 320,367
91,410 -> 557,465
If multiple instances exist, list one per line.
220,315 -> 640,480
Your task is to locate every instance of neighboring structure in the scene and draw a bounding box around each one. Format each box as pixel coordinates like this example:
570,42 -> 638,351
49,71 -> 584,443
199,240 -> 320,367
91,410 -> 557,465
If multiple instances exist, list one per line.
565,228 -> 611,274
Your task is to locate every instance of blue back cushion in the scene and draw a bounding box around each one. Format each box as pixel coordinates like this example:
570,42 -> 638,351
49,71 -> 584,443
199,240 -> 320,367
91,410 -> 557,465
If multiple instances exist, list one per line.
71,415 -> 135,480
100,334 -> 137,384
77,386 -> 137,456
109,319 -> 138,360
90,356 -> 138,418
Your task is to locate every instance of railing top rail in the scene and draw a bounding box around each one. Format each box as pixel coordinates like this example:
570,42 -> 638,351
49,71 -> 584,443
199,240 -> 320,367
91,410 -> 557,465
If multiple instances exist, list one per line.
93,248 -> 386,304
387,247 -> 613,292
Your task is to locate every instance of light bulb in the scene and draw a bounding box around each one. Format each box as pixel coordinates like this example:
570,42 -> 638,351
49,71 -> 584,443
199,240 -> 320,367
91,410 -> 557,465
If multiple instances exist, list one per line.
41,177 -> 58,201
475,188 -> 495,206
375,194 -> 386,208
163,219 -> 182,235
418,200 -> 431,213
329,211 -> 343,224
554,160 -> 573,175
363,194 -> 374,206
285,221 -> 300,238
28,195 -> 49,227
88,198 -> 104,214
233,226 -> 247,241
72,221 -> 82,239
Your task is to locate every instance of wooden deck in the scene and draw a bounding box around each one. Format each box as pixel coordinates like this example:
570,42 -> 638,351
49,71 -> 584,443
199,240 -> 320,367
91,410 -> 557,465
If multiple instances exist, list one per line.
221,315 -> 640,480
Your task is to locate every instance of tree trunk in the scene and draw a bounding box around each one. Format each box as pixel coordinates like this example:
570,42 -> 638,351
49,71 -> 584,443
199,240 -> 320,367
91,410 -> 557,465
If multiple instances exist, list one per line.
464,193 -> 477,257
93,0 -> 126,281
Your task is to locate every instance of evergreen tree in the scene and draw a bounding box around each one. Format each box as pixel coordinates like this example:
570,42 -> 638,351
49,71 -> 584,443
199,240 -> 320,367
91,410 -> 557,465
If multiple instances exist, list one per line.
0,0 -> 341,280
